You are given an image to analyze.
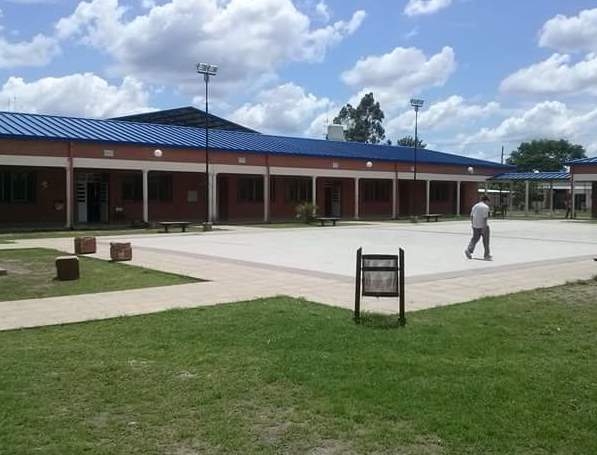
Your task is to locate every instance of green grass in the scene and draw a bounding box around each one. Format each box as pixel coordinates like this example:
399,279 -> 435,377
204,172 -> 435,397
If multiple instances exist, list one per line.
1,281 -> 597,454
0,248 -> 197,301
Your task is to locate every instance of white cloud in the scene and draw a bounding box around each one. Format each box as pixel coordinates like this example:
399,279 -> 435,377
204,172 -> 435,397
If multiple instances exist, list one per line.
460,101 -> 597,148
341,46 -> 456,108
386,95 -> 500,138
315,1 -> 330,23
404,0 -> 452,17
55,0 -> 365,97
1,73 -> 151,118
539,8 -> 597,53
0,34 -> 59,68
229,82 -> 334,136
500,53 -> 597,95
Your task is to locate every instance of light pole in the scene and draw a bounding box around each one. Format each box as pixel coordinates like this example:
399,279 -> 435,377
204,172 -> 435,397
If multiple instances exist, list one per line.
409,98 -> 424,219
196,62 -> 218,225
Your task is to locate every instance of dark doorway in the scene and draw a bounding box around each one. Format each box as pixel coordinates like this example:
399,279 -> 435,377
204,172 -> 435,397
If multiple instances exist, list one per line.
324,182 -> 342,217
87,181 -> 102,223
218,175 -> 228,221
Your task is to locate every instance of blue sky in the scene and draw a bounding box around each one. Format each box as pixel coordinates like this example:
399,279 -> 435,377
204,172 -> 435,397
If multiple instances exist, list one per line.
1,0 -> 597,161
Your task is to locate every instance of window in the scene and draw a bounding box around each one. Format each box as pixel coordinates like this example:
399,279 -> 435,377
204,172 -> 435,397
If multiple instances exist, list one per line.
431,183 -> 450,202
363,180 -> 390,202
238,176 -> 263,202
0,170 -> 36,203
122,174 -> 142,201
149,173 -> 173,202
0,171 -> 9,202
287,179 -> 312,203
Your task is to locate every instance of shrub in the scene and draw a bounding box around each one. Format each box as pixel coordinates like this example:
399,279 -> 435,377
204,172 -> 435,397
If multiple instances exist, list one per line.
295,202 -> 318,224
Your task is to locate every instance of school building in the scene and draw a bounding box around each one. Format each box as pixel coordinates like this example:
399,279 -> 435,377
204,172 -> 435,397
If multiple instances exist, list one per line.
0,108 -> 528,228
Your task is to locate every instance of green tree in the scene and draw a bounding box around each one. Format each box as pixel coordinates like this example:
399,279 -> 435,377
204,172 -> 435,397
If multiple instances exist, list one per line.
333,93 -> 385,144
396,135 -> 426,148
507,139 -> 586,171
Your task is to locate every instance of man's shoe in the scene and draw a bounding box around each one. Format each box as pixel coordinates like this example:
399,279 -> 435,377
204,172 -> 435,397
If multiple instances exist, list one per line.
484,255 -> 493,261
464,250 -> 472,259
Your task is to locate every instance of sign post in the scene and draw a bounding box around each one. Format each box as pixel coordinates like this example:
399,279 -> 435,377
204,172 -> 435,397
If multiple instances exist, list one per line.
354,248 -> 405,325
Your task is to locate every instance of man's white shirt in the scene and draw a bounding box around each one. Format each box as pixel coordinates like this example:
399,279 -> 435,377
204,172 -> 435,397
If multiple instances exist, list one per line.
470,202 -> 490,229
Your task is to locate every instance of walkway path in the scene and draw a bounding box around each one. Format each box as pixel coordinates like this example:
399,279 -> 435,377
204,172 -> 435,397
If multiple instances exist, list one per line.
1,221 -> 595,331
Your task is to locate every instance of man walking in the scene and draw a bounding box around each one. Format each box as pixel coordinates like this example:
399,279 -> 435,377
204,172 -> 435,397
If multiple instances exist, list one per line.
465,195 -> 492,260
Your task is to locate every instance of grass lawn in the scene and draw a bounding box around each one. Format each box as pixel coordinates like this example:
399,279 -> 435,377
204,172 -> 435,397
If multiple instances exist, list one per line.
0,248 -> 197,301
1,281 -> 596,453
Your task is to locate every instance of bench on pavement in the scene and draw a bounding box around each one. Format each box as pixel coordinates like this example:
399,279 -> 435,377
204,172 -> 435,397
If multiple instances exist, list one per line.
159,221 -> 192,233
423,213 -> 441,222
316,217 -> 340,226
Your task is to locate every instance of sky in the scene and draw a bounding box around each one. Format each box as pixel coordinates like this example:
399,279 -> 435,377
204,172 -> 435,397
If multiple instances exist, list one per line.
1,0 -> 597,162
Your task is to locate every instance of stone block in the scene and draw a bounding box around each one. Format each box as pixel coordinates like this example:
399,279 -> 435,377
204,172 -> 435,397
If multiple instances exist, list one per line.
110,242 -> 132,261
74,236 -> 97,254
55,256 -> 80,281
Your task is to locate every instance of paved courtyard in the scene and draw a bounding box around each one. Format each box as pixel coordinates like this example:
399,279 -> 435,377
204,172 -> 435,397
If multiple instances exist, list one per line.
127,219 -> 597,279
0,219 -> 595,330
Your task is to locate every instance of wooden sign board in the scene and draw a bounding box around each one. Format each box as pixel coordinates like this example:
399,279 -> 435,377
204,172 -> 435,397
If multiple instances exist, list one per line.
355,248 -> 405,325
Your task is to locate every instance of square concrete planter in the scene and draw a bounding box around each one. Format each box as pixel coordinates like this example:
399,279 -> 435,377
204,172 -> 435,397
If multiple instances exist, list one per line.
110,242 -> 132,261
74,236 -> 97,254
55,256 -> 80,281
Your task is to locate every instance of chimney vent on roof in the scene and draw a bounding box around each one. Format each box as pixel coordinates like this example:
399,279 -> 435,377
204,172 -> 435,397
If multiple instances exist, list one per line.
326,124 -> 345,141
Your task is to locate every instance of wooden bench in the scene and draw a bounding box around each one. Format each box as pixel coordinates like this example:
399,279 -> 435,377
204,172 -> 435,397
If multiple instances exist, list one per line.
158,221 -> 192,233
316,217 -> 340,226
423,213 -> 441,222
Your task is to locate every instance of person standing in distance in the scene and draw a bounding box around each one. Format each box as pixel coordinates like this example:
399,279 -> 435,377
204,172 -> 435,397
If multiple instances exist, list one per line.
465,195 -> 492,261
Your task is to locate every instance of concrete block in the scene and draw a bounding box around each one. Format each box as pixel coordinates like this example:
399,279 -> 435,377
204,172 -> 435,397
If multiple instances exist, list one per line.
110,242 -> 132,261
55,256 -> 80,281
74,236 -> 97,254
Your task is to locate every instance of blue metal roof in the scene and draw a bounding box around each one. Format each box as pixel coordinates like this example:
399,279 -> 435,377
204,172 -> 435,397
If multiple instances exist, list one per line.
0,111 -> 511,169
491,171 -> 570,181
566,156 -> 597,165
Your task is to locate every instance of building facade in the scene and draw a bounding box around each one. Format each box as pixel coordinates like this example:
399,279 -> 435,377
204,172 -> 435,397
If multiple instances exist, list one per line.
569,157 -> 597,218
0,111 -> 511,227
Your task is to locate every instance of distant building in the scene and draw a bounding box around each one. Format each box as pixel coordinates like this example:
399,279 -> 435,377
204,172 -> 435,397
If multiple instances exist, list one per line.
112,106 -> 257,133
1,109 -> 516,227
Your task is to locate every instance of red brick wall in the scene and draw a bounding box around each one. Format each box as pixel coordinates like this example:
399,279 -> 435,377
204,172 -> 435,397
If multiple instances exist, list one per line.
359,179 -> 392,218
148,172 -> 206,222
461,182 -> 479,215
0,166 -> 66,225
107,170 -> 142,223
429,181 -> 457,215
270,176 -> 312,220
572,165 -> 597,174
398,180 -> 426,216
217,174 -> 264,222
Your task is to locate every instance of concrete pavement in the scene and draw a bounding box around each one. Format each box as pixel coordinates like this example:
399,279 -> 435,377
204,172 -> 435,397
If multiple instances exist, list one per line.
1,220 -> 595,331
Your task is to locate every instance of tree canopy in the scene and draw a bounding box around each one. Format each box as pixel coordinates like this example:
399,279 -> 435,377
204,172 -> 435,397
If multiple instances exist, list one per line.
506,139 -> 586,172
396,135 -> 426,149
333,93 -> 385,144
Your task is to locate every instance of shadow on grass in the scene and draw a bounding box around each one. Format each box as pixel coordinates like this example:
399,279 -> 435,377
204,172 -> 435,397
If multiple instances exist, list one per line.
358,312 -> 405,329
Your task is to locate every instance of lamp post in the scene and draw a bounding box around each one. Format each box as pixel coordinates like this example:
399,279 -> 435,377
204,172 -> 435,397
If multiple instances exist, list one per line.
409,98 -> 424,219
196,62 -> 218,225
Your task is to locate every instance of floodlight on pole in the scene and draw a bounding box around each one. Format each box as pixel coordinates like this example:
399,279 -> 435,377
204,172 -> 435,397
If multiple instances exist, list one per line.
409,98 -> 424,219
196,62 -> 218,225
